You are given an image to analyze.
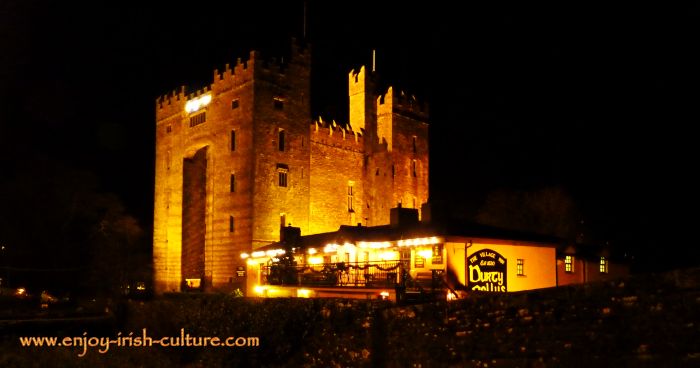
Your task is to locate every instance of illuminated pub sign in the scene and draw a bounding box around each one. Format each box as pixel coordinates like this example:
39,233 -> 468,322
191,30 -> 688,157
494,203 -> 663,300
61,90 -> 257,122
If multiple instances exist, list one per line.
468,249 -> 507,292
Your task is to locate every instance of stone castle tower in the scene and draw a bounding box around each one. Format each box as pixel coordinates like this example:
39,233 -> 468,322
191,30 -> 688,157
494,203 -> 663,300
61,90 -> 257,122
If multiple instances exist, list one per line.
153,41 -> 428,293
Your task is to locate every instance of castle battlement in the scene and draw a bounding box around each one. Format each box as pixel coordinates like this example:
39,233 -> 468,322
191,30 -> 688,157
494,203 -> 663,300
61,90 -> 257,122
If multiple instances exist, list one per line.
157,39 -> 310,116
378,87 -> 429,120
311,117 -> 364,151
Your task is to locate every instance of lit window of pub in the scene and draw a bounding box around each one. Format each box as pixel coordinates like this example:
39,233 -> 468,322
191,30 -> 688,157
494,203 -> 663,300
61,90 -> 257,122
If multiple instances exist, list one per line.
599,256 -> 608,273
517,259 -> 525,276
565,255 -> 574,273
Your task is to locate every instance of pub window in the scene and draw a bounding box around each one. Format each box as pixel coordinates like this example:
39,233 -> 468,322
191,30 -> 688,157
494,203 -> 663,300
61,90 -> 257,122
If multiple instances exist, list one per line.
431,244 -> 443,264
412,136 -> 417,153
229,216 -> 235,233
565,255 -> 574,273
599,256 -> 608,273
347,183 -> 354,211
274,97 -> 284,110
517,259 -> 525,276
189,112 -> 206,127
414,254 -> 425,268
277,164 -> 289,187
230,130 -> 236,151
278,130 -> 286,151
231,99 -> 239,109
230,174 -> 235,193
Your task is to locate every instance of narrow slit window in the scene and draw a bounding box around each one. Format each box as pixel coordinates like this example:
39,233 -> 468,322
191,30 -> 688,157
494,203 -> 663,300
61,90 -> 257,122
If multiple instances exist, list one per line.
231,130 -> 236,151
229,216 -> 235,233
278,130 -> 285,151
231,99 -> 239,109
347,183 -> 354,211
230,174 -> 235,192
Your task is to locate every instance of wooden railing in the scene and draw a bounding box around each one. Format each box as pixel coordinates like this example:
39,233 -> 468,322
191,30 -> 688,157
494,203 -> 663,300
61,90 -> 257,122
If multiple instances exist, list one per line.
261,260 -> 404,288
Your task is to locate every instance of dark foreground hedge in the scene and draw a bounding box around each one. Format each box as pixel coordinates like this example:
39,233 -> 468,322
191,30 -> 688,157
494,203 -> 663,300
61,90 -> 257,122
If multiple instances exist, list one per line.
1,269 -> 699,367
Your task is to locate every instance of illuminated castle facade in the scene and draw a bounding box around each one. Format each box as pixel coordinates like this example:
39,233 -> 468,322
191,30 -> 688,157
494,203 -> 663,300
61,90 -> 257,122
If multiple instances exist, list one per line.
153,42 -> 429,293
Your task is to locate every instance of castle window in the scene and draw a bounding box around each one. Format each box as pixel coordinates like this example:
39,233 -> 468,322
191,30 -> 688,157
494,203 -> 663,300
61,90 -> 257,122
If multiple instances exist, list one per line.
391,164 -> 395,178
600,256 -> 608,273
230,174 -> 235,192
231,130 -> 236,151
231,99 -> 239,109
229,216 -> 235,233
278,130 -> 286,151
565,255 -> 574,273
347,183 -> 354,212
375,168 -> 379,176
277,164 -> 289,187
189,112 -> 206,127
412,136 -> 417,153
517,259 -> 525,276
274,97 -> 284,110
166,125 -> 172,133
412,160 -> 417,177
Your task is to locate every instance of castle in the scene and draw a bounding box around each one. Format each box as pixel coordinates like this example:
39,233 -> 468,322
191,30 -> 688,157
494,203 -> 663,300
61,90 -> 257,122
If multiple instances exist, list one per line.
153,41 -> 429,293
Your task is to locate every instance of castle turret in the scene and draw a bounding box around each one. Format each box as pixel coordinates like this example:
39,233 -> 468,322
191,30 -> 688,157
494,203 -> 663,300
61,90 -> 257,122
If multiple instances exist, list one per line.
349,66 -> 378,151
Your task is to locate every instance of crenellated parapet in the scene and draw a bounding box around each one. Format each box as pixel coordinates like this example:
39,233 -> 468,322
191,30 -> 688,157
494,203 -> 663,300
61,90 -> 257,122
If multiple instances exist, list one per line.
378,87 -> 429,121
310,117 -> 364,152
156,86 -> 187,120
156,38 -> 310,119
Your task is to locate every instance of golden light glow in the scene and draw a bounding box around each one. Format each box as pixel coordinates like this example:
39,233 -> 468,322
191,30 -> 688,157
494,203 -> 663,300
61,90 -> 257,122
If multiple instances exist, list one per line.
185,94 -> 212,113
380,291 -> 390,300
16,288 -> 26,296
379,251 -> 398,260
266,249 -> 285,257
324,243 -> 338,253
308,256 -> 323,265
308,248 -> 317,255
447,291 -> 457,301
246,259 -> 259,266
251,251 -> 265,258
185,278 -> 201,288
240,253 -> 250,259
254,285 -> 267,295
397,237 -> 441,247
358,241 -> 392,249
417,249 -> 433,259
297,289 -> 313,298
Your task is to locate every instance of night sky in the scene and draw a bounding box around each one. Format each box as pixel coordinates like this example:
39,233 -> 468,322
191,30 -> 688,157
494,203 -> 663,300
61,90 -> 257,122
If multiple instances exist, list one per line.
1,1 -> 697,271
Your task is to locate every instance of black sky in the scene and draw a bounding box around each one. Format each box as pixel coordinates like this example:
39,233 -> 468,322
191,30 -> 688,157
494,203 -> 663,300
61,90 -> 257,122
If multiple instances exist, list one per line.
1,1 -> 697,270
